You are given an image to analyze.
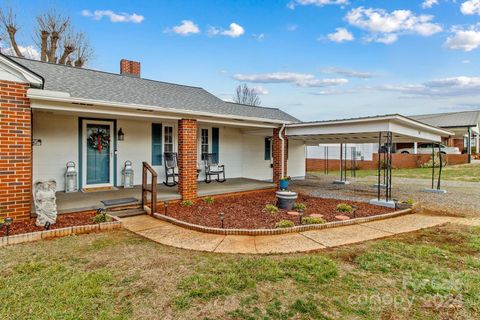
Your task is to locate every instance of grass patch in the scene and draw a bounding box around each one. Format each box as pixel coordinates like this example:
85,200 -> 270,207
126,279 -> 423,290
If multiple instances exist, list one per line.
1,223 -> 479,319
174,256 -> 337,309
310,162 -> 480,182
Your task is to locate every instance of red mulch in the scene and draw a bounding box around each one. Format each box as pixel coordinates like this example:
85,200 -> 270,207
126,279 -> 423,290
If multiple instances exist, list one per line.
0,211 -> 97,237
164,191 -> 395,229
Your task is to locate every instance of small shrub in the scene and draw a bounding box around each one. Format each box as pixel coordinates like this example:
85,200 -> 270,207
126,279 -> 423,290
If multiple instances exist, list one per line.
91,212 -> 111,224
0,218 -> 4,225
276,220 -> 295,228
402,199 -> 414,205
203,197 -> 214,204
292,203 -> 307,212
181,200 -> 194,207
301,216 -> 326,225
336,203 -> 353,213
264,204 -> 279,214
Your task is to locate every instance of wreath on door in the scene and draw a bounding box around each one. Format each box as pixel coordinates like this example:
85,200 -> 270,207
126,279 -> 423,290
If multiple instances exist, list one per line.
87,129 -> 110,154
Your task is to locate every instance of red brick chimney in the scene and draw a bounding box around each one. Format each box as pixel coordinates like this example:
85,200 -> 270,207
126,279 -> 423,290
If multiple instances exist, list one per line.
120,59 -> 141,77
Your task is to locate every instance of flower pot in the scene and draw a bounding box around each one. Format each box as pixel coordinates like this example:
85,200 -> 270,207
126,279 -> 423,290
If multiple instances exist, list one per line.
276,191 -> 298,210
279,179 -> 289,190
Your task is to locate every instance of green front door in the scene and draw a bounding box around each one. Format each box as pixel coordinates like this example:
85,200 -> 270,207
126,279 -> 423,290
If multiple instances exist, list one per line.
86,123 -> 111,185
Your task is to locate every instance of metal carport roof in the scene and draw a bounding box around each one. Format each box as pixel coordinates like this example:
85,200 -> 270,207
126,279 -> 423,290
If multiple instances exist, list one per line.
286,114 -> 453,144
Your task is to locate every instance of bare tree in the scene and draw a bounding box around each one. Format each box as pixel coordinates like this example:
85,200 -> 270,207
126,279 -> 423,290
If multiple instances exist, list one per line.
0,6 -> 23,57
0,5 -> 93,67
234,83 -> 261,106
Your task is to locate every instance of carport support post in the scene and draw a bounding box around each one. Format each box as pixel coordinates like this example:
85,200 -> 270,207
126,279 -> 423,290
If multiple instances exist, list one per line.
339,143 -> 343,181
431,145 -> 435,190
467,127 -> 472,163
377,132 -> 382,201
437,143 -> 443,190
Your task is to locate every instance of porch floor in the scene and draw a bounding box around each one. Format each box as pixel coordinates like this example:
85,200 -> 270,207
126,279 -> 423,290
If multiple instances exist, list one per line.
52,178 -> 275,214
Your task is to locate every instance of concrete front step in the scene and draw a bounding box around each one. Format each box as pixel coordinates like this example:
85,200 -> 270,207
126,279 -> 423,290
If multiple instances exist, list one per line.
109,208 -> 146,218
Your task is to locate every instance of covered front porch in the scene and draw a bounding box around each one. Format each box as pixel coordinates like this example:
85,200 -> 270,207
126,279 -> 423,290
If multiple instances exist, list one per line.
53,178 -> 275,214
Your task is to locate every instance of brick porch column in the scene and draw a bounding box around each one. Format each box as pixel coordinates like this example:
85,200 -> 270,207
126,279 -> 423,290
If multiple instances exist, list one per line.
272,127 -> 288,187
178,119 -> 197,200
0,80 -> 32,221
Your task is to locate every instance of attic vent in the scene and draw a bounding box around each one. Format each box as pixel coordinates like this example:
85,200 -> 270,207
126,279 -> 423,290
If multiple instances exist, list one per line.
120,59 -> 141,77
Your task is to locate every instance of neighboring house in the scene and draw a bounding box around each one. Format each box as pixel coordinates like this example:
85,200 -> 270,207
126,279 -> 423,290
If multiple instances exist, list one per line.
0,54 -> 453,221
406,111 -> 480,155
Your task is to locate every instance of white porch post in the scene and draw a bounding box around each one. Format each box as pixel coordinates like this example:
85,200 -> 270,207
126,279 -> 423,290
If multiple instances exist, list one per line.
413,142 -> 418,154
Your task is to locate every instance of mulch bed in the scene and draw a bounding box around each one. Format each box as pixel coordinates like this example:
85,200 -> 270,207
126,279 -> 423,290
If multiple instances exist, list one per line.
164,191 -> 395,229
0,211 -> 97,237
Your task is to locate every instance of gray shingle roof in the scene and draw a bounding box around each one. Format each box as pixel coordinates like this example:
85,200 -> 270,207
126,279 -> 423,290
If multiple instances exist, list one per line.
10,56 -> 298,123
410,110 -> 480,128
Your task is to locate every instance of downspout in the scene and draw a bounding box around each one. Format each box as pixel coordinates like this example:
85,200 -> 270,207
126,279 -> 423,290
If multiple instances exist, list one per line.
279,124 -> 286,179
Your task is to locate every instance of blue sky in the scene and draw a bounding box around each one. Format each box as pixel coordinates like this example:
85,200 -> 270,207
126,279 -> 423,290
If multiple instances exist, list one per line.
5,0 -> 480,121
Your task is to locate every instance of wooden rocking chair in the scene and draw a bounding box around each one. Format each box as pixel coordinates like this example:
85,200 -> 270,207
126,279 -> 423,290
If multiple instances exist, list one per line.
203,153 -> 226,183
163,152 -> 179,187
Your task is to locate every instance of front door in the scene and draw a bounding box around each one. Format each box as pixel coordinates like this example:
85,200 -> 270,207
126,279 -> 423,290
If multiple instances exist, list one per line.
82,120 -> 114,188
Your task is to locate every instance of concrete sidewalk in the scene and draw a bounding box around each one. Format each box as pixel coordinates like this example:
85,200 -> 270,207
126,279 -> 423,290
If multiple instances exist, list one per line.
122,214 -> 458,254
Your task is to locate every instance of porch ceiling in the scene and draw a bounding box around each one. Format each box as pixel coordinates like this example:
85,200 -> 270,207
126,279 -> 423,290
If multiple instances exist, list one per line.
286,114 -> 453,144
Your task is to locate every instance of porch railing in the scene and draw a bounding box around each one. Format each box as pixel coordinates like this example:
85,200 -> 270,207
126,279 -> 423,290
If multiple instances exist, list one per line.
142,162 -> 157,215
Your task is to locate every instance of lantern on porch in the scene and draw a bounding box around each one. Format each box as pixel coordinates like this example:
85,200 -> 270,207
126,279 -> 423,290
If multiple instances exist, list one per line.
64,161 -> 78,193
122,160 -> 134,188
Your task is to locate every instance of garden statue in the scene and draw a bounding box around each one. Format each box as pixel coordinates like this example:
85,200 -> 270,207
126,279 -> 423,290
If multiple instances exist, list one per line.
34,180 -> 58,227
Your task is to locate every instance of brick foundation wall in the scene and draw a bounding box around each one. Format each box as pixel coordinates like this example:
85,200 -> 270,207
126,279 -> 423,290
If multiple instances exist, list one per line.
306,153 -> 469,171
272,128 -> 288,186
178,119 -> 197,200
0,80 -> 32,220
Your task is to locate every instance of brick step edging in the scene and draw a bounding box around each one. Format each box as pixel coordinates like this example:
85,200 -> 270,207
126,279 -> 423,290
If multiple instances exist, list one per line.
0,216 -> 122,247
152,208 -> 413,236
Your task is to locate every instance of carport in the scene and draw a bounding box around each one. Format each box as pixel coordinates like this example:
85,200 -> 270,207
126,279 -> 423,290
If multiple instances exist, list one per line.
286,114 -> 453,207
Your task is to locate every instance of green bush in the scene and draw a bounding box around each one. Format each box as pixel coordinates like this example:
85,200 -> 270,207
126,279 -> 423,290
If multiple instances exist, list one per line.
292,203 -> 306,212
402,199 -> 414,205
264,204 -> 279,214
336,203 -> 353,213
181,200 -> 194,207
275,220 -> 295,228
203,197 -> 214,204
301,216 -> 326,225
91,212 -> 111,224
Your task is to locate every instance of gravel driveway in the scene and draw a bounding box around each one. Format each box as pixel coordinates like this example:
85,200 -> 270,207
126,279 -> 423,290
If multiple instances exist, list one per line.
291,173 -> 480,217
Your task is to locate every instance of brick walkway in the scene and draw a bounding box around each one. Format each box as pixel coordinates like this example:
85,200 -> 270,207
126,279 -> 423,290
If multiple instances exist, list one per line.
121,213 -> 466,254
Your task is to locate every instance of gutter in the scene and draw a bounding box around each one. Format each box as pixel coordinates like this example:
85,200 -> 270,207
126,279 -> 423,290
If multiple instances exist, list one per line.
279,124 -> 286,179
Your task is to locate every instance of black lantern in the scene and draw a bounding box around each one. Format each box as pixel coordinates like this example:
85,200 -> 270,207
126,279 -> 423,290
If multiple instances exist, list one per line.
118,128 -> 125,141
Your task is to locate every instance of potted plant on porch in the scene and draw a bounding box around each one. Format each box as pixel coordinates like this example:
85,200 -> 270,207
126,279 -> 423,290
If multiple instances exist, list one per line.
279,176 -> 290,190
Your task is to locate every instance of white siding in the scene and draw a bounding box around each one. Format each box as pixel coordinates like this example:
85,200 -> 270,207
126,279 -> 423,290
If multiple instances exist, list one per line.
287,139 -> 306,179
33,112 -> 306,190
307,144 -> 376,161
33,112 -> 78,191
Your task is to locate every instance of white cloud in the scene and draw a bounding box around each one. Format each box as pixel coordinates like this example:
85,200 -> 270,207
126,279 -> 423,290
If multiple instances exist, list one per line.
462,59 -> 471,63
345,7 -> 442,44
252,86 -> 269,95
287,0 -> 348,9
286,24 -> 298,31
422,0 -> 439,9
381,76 -> 480,96
2,45 -> 39,60
326,28 -> 354,42
461,0 -> 480,15
81,9 -> 144,23
233,72 -> 348,87
208,23 -> 245,38
169,20 -> 200,35
321,67 -> 376,78
444,25 -> 480,51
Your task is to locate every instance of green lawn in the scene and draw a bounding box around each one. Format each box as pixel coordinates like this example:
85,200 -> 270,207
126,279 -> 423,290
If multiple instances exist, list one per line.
1,224 -> 480,319
311,162 -> 480,182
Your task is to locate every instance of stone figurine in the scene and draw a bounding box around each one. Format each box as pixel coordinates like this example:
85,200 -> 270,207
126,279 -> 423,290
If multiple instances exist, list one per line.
34,180 -> 58,227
